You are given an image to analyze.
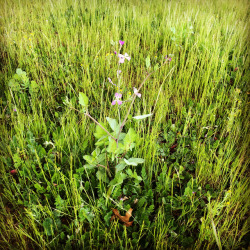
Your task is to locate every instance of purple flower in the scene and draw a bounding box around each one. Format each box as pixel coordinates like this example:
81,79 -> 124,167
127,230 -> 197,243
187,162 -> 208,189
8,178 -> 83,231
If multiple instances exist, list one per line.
114,51 -> 117,55
119,40 -> 124,46
14,108 -> 17,112
165,55 -> 172,62
112,93 -> 122,105
118,56 -> 125,64
117,70 -> 122,74
118,53 -> 131,64
117,70 -> 122,78
108,78 -> 116,86
133,87 -> 141,98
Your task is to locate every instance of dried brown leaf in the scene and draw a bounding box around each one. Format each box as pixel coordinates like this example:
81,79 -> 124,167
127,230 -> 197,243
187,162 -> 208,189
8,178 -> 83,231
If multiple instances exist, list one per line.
110,208 -> 134,227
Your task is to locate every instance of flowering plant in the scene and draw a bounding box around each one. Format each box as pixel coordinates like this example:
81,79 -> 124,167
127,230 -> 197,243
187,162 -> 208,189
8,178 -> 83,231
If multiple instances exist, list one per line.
66,40 -> 172,184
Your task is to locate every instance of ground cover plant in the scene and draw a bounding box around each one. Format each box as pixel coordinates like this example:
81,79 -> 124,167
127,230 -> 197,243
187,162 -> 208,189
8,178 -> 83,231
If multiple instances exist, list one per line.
0,0 -> 249,249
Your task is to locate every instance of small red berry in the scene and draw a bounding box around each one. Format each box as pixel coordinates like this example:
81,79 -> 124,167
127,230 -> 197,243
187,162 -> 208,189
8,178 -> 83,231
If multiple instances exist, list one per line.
10,169 -> 17,175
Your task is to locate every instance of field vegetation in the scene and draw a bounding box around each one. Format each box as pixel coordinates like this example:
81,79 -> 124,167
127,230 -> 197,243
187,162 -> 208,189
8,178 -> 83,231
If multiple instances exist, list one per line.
0,0 -> 249,249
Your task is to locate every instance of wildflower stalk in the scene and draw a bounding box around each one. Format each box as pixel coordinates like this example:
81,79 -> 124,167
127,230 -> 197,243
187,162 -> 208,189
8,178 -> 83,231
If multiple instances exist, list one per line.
70,107 -> 117,142
118,106 -> 121,125
85,112 -> 117,142
116,61 -> 168,146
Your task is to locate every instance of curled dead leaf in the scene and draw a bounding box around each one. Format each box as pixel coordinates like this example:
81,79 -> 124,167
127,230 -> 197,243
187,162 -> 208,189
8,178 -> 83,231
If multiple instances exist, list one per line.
170,144 -> 178,149
110,208 -> 133,227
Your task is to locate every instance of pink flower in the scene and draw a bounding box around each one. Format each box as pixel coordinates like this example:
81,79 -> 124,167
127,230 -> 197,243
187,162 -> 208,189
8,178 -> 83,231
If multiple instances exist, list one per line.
108,77 -> 116,86
133,87 -> 141,98
165,55 -> 172,62
118,53 -> 131,64
112,93 -> 122,105
117,70 -> 122,77
114,51 -> 117,55
119,40 -> 124,46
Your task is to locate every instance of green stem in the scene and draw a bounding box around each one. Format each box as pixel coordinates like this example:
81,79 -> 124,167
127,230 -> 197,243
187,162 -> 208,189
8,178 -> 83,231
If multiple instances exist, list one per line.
85,112 -> 117,142
116,61 -> 168,143
97,164 -> 112,177
70,107 -> 117,142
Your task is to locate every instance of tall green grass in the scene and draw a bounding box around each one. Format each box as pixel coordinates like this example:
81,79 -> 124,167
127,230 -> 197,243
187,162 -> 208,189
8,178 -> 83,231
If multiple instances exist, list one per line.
0,0 -> 249,249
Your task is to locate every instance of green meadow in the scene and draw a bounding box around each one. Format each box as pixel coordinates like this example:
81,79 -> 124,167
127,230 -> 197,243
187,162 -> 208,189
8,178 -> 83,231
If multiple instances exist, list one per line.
0,0 -> 249,249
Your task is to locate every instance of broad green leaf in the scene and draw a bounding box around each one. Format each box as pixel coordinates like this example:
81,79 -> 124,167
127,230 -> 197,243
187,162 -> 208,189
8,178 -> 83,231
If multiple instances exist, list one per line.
85,181 -> 90,190
79,92 -> 89,107
133,114 -> 153,120
95,135 -> 108,146
8,79 -> 20,91
109,172 -> 127,186
16,68 -> 26,76
107,137 -> 117,153
126,169 -> 142,181
135,175 -> 142,181
34,183 -> 46,193
13,74 -> 20,80
83,155 -> 96,165
104,211 -> 113,226
83,164 -> 96,170
91,148 -> 100,157
76,167 -> 85,173
146,56 -> 151,69
82,139 -> 88,151
154,64 -> 159,71
30,80 -> 39,93
97,153 -> 106,164
184,186 -> 193,196
43,218 -> 54,236
123,128 -> 137,151
108,178 -> 117,186
117,172 -> 127,184
55,195 -> 66,210
106,117 -> 119,132
79,207 -> 94,223
126,169 -> 133,176
94,122 -> 108,139
129,143 -> 136,151
115,161 -> 127,172
124,158 -> 145,166
137,197 -> 147,207
118,133 -> 126,141
96,170 -> 109,183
